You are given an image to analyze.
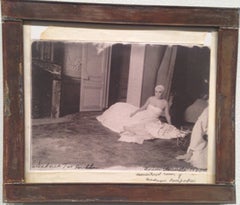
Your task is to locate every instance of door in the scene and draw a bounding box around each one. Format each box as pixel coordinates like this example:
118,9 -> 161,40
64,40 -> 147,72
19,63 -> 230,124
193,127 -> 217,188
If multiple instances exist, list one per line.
80,43 -> 111,111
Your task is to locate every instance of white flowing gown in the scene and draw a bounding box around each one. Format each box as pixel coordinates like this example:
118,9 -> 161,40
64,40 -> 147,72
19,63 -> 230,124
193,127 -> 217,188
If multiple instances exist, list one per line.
97,102 -> 186,144
187,107 -> 208,169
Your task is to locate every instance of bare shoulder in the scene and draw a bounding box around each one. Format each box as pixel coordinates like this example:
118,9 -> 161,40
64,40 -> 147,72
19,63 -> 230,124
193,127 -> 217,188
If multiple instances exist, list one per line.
143,96 -> 153,106
148,96 -> 155,102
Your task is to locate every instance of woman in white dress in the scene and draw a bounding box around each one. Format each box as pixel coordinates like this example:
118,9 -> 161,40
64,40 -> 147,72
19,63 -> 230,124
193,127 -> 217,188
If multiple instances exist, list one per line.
97,85 -> 187,144
176,106 -> 208,169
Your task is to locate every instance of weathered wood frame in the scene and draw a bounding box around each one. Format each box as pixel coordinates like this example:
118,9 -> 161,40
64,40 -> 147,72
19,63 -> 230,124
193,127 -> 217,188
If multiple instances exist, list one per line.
1,0 -> 239,203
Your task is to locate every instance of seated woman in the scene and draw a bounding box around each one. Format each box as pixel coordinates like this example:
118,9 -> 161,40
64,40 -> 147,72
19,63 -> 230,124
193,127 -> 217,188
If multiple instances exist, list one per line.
176,106 -> 208,169
97,85 -> 187,144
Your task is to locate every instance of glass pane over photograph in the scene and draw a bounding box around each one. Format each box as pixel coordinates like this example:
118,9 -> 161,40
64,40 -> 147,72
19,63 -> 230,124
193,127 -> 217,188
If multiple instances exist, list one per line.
24,23 -> 217,184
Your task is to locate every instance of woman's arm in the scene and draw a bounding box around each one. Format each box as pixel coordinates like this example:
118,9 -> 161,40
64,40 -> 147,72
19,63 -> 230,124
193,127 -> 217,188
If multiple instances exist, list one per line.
130,97 -> 151,117
164,100 -> 172,124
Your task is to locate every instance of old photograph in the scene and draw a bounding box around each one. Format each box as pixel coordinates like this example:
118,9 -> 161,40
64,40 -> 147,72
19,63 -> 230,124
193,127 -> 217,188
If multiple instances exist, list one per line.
2,2 -> 237,203
30,41 -> 210,171
23,24 -> 217,184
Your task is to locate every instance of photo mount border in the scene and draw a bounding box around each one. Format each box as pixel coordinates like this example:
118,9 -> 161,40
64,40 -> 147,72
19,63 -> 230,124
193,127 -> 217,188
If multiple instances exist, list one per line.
2,1 -> 239,203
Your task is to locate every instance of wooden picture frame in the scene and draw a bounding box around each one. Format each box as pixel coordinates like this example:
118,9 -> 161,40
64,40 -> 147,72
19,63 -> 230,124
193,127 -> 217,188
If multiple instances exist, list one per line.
2,0 -> 239,203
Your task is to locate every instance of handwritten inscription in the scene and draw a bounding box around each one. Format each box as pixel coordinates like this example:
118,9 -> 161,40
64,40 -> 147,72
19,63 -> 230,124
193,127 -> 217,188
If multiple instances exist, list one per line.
32,162 -> 97,170
136,171 -> 197,184
32,162 -> 201,184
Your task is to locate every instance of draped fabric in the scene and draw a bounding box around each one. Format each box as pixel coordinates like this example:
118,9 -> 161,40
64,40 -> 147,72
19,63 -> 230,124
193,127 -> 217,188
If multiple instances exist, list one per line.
97,102 -> 188,144
141,45 -> 167,105
140,45 -> 177,107
188,107 -> 208,169
155,46 -> 178,101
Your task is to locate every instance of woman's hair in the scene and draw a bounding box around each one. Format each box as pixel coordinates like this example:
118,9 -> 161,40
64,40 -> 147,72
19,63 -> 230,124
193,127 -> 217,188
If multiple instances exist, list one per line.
155,85 -> 165,92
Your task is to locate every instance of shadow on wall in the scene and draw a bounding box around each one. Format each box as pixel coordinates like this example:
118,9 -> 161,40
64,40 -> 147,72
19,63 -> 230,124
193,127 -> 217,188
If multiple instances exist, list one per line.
170,46 -> 210,128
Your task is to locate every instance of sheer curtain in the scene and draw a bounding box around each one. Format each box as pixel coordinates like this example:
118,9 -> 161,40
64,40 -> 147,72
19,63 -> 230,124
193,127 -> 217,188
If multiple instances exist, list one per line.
140,45 -> 178,106
155,45 -> 178,101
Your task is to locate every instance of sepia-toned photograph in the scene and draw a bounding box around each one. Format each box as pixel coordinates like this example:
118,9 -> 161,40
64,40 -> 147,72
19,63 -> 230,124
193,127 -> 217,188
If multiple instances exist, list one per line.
30,41 -> 210,170
23,24 -> 217,184
2,2 -> 238,203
